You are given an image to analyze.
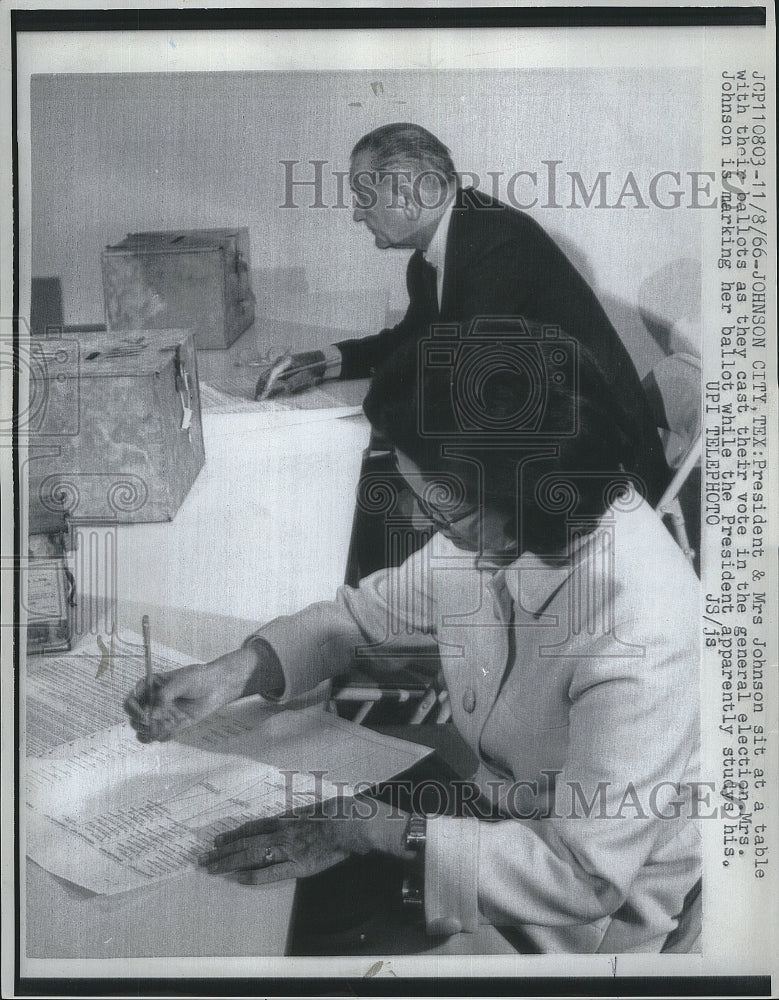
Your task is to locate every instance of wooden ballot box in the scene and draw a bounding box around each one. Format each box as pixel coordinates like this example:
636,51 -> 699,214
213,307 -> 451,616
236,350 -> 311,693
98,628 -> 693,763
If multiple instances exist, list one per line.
102,228 -> 255,350
28,330 -> 205,523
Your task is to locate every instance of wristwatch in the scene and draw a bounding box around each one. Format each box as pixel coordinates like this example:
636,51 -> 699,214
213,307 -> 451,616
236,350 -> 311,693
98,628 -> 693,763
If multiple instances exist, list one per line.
401,814 -> 427,918
403,814 -> 427,854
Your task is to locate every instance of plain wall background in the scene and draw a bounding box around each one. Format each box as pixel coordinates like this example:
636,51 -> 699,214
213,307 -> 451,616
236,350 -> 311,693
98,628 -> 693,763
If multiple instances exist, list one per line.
30,69 -> 703,373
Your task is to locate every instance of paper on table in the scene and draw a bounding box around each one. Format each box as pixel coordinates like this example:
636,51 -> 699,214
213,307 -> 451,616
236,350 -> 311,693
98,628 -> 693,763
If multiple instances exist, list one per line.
199,379 -> 365,419
199,357 -> 368,408
25,631 -> 199,757
25,698 -> 433,895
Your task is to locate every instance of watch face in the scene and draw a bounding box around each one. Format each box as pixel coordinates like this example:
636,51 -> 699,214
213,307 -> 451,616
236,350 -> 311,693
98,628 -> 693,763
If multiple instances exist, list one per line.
404,815 -> 427,852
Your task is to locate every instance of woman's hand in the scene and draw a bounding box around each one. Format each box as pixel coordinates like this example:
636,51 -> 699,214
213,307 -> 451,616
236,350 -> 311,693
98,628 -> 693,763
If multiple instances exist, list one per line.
199,800 -> 414,885
123,662 -> 229,742
123,644 -> 267,743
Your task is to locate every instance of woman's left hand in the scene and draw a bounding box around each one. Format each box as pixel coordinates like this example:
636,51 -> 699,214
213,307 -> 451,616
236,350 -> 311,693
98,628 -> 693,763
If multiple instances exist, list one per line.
199,800 -> 413,885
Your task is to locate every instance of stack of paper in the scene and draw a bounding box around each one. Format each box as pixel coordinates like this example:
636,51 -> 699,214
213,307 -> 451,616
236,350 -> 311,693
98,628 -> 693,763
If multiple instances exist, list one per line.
25,636 -> 432,895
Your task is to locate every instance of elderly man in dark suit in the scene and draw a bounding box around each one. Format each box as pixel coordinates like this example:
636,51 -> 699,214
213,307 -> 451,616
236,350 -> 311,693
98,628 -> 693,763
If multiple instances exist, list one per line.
258,122 -> 668,502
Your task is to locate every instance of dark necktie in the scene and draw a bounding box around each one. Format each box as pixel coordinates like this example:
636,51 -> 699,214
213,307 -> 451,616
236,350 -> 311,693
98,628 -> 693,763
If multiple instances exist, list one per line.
410,250 -> 440,320
422,256 -> 439,317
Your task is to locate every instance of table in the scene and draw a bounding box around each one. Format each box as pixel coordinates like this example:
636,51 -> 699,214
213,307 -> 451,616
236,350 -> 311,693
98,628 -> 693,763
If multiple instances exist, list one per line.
22,329 -> 517,969
64,396 -> 371,662
24,392 -> 372,967
26,829 -> 297,961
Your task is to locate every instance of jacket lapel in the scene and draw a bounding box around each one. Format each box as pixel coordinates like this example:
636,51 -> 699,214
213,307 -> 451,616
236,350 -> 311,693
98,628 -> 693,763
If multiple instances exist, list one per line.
440,187 -> 474,320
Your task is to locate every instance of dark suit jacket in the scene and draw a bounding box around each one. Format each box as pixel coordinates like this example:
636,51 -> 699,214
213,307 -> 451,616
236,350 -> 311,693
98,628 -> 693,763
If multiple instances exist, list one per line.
336,187 -> 669,503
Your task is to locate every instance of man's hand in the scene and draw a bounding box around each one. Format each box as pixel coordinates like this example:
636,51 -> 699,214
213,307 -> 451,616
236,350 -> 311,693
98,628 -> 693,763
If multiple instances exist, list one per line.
123,644 -> 269,743
199,800 -> 413,885
254,350 -> 328,400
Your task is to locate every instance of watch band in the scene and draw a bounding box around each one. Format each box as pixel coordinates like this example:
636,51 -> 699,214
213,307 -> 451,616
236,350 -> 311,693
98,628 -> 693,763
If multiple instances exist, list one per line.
403,813 -> 427,855
402,815 -> 427,920
401,873 -> 424,918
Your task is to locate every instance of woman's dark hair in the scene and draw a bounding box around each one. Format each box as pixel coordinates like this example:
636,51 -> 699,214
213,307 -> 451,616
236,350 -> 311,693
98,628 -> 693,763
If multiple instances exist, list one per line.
363,321 -> 639,556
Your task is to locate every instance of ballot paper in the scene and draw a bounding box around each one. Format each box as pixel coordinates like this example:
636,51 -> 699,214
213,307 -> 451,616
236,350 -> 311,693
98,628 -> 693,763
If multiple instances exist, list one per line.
198,379 -> 365,419
25,632 -> 195,757
25,640 -> 433,895
197,346 -> 369,407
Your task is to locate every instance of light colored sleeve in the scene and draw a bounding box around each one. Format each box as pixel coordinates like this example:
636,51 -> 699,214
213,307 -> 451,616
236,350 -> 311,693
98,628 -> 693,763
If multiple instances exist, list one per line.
245,539 -> 440,701
421,613 -> 699,934
424,816 -> 480,934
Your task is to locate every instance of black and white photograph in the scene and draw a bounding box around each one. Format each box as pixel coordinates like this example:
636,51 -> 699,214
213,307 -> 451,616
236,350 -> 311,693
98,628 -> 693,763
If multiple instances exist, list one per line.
1,4 -> 776,997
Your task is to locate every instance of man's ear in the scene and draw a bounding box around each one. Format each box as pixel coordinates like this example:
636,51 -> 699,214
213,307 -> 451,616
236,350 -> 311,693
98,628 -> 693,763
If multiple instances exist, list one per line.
398,182 -> 421,221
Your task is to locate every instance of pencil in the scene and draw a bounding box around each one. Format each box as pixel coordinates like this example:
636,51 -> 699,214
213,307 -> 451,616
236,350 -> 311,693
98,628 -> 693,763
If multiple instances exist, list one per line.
255,356 -> 336,400
142,614 -> 154,694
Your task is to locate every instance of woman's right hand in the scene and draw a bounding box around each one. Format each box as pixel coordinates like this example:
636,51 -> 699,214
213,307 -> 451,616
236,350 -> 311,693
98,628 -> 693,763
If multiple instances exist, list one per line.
123,644 -> 265,743
123,662 -> 227,742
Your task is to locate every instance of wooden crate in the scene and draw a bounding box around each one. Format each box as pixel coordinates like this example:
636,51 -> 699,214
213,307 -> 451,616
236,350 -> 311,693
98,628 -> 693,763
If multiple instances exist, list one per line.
28,330 -> 205,523
102,228 -> 255,349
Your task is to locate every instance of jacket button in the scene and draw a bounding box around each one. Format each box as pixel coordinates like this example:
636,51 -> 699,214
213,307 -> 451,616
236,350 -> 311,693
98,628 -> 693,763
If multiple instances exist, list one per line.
462,688 -> 476,714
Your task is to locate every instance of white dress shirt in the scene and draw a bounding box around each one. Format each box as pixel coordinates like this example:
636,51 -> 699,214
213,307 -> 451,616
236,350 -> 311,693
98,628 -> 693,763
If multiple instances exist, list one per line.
325,195 -> 457,377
